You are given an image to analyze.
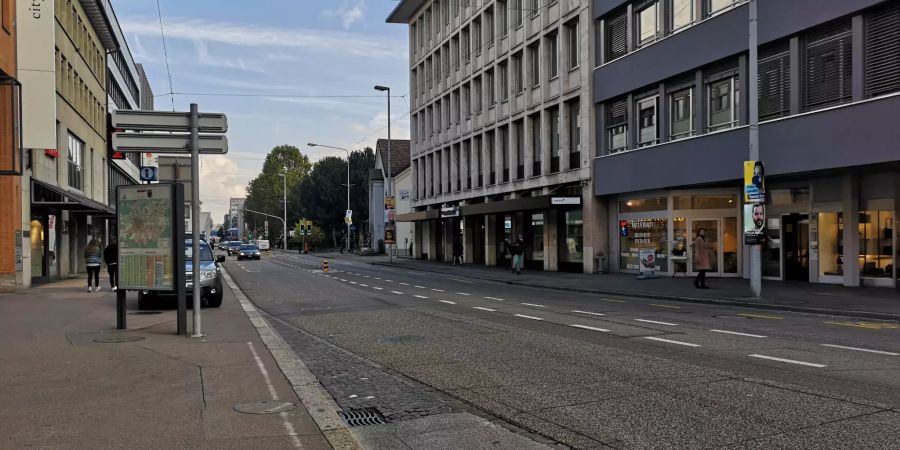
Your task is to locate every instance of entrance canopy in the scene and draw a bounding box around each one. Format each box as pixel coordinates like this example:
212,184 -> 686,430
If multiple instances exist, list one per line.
31,179 -> 115,216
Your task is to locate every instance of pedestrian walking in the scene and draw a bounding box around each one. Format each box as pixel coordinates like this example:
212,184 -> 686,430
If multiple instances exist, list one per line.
452,236 -> 463,265
693,229 -> 711,289
104,239 -> 118,292
512,234 -> 525,275
84,239 -> 102,292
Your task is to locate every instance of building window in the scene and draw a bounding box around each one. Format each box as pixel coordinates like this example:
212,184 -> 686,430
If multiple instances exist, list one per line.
865,3 -> 900,98
568,99 -> 581,168
487,131 -> 496,184
499,61 -> 509,101
620,218 -> 669,272
860,210 -> 895,278
500,126 -> 510,182
708,75 -> 739,131
802,20 -> 852,111
529,0 -> 540,18
515,120 -> 525,179
759,43 -> 790,120
486,7 -> 495,46
474,77 -> 482,112
549,106 -> 560,172
530,113 -> 541,175
486,68 -> 496,105
67,132 -> 84,191
566,19 -> 579,70
708,0 -> 739,16
636,95 -> 658,147
636,1 -> 659,48
669,88 -> 693,140
513,52 -> 524,93
528,43 -> 540,87
671,0 -> 695,31
473,18 -> 482,55
462,27 -> 470,63
498,1 -> 508,37
606,98 -> 628,153
548,32 -> 559,79
605,10 -> 628,62
512,0 -> 523,28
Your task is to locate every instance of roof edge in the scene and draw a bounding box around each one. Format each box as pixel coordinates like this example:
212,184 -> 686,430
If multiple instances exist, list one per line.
386,0 -> 427,24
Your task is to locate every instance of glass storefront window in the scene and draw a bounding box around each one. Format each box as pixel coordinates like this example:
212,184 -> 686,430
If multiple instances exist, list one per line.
30,219 -> 44,277
723,217 -> 738,273
561,210 -> 583,263
672,218 -> 688,274
762,217 -> 782,277
619,197 -> 666,213
620,218 -> 669,272
860,210 -> 894,278
674,195 -> 737,210
818,212 -> 843,276
530,213 -> 544,261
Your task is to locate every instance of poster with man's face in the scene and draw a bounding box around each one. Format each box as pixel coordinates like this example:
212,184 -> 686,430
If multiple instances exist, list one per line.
743,203 -> 766,244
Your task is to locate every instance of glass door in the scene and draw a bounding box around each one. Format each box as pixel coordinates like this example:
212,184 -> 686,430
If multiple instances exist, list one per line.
689,219 -> 719,274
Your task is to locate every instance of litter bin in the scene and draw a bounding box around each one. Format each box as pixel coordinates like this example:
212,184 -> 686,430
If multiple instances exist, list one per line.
594,252 -> 607,274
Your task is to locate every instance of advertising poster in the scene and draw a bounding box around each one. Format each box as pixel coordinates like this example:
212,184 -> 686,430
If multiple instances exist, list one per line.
743,160 -> 765,203
639,248 -> 657,273
117,185 -> 174,290
744,203 -> 767,245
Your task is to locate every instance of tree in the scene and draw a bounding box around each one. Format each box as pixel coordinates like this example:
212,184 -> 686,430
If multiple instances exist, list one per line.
295,156 -> 346,246
245,145 -> 312,241
348,147 -> 375,229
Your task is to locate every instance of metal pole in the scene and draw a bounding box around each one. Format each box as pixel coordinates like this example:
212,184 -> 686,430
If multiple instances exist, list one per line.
116,289 -> 126,330
283,169 -> 288,251
190,103 -> 203,337
346,151 -> 351,253
387,88 -> 392,264
748,0 -> 762,298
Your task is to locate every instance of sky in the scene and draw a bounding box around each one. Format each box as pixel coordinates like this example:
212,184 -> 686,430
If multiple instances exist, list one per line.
112,0 -> 410,222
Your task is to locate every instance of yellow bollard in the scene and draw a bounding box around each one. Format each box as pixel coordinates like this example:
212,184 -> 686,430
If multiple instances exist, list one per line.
323,258 -> 329,273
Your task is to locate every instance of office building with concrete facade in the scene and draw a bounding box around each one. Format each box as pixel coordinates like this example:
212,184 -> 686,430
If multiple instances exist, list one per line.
388,0 -> 603,273
593,0 -> 900,289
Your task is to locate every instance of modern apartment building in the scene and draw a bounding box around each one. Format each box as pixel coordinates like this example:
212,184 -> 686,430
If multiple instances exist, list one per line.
0,0 -> 22,292
229,198 -> 246,240
593,0 -> 900,288
388,0 -> 602,273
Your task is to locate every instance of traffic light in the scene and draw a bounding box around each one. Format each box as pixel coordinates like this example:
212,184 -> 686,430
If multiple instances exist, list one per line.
107,113 -> 126,160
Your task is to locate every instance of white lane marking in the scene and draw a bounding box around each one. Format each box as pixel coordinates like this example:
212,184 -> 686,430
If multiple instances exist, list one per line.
438,300 -> 456,305
338,278 -> 348,282
359,284 -> 369,287
390,291 -> 404,295
407,271 -> 424,275
572,310 -> 605,317
364,396 -> 374,400
485,296 -> 505,301
413,295 -> 428,299
349,281 -> 358,285
448,277 -> 473,284
821,344 -> 899,356
600,298 -> 626,303
710,329 -> 766,338
571,324 -> 611,332
634,319 -> 678,326
749,354 -> 826,368
414,285 -> 426,289
363,275 -> 371,278
514,314 -> 544,321
248,342 -> 303,449
374,277 -> 382,280
399,282 -> 410,286
457,292 -> 471,296
643,336 -> 701,347
473,306 -> 497,312
521,303 -> 547,308
385,279 -> 394,283
431,288 -> 445,292
372,287 -> 384,290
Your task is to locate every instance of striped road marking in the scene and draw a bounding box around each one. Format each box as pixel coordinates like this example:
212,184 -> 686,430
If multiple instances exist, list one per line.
821,344 -> 899,356
521,303 -> 547,308
572,310 -> 605,317
634,319 -> 678,326
485,297 -> 505,301
473,307 -> 497,312
749,354 -> 826,368
514,314 -> 544,321
643,336 -> 700,347
571,324 -> 610,333
438,300 -> 457,305
710,329 -> 766,338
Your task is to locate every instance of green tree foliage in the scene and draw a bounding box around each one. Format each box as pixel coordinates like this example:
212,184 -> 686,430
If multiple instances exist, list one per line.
244,145 -> 311,240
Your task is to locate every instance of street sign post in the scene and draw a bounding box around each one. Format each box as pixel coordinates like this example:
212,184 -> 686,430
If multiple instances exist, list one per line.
139,166 -> 158,182
111,110 -> 228,133
112,133 -> 228,154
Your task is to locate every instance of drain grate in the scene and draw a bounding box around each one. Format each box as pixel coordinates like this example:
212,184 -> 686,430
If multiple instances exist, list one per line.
339,408 -> 386,427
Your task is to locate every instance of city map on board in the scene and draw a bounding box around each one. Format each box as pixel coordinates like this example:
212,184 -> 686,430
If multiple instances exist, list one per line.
117,185 -> 174,291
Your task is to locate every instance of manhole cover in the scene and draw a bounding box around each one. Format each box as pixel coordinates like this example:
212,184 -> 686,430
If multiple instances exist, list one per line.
339,408 -> 386,427
93,335 -> 146,343
713,315 -> 749,319
233,401 -> 297,414
127,311 -> 163,315
380,335 -> 425,344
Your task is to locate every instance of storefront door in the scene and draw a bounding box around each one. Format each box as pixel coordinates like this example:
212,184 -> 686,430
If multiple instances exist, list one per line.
783,214 -> 810,282
689,219 -> 719,274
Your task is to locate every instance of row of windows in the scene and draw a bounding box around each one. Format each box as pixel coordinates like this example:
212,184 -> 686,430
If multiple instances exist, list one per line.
110,50 -> 140,105
603,3 -> 900,154
55,0 -> 105,85
67,132 -> 84,191
604,0 -> 746,63
412,98 -> 581,199
55,48 -> 105,137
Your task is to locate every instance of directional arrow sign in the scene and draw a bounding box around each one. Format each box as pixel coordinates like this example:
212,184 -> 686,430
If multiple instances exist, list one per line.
111,110 -> 228,133
112,133 -> 228,154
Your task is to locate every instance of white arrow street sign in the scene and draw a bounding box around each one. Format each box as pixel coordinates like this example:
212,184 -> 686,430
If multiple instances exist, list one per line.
111,110 -> 228,133
112,133 -> 229,154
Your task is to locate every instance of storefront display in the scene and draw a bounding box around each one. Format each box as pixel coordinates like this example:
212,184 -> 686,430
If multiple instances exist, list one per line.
620,218 -> 668,272
560,210 -> 584,266
860,210 -> 894,278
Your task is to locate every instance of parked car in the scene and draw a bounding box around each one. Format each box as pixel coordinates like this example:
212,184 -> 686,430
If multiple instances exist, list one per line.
227,241 -> 242,255
237,244 -> 261,260
138,239 -> 225,309
255,239 -> 270,251
217,240 -> 229,250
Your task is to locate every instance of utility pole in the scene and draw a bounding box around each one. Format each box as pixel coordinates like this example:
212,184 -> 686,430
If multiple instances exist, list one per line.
748,0 -> 762,298
282,168 -> 288,251
190,103 -> 203,337
374,85 -> 392,263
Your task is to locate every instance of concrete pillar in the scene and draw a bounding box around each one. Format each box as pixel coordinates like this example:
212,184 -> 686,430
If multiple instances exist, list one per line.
510,122 -> 521,180
485,214 -> 497,266
560,103 -> 571,172
464,216 -> 475,263
442,149 -> 450,194
544,209 -> 558,271
427,220 -> 439,261
581,186 -> 608,274
460,141 -> 469,190
525,114 -> 536,177
842,174 -> 860,287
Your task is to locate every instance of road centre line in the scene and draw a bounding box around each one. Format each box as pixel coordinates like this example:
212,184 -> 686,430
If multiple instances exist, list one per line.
651,303 -> 682,309
739,313 -> 783,320
473,307 -> 497,312
431,288 -> 445,292
572,310 -> 606,317
485,296 -> 505,301
634,319 -> 678,326
710,329 -> 766,338
514,314 -> 544,321
748,354 -> 826,368
438,300 -> 456,305
643,336 -> 701,347
414,285 -> 426,289
521,303 -> 547,308
372,287 -> 383,290
359,284 -> 369,287
457,292 -> 471,296
374,277 -> 382,280
399,282 -> 410,286
413,295 -> 429,299
448,277 -> 474,284
391,291 -> 404,295
385,279 -> 394,282
349,281 -> 358,284
600,298 -> 626,303
821,344 -> 899,356
570,324 -> 611,332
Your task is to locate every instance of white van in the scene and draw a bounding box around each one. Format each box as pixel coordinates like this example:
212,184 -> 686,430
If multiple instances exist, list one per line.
255,239 -> 270,250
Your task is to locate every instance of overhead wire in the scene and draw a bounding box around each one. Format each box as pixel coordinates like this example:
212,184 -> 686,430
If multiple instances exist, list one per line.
156,0 -> 176,111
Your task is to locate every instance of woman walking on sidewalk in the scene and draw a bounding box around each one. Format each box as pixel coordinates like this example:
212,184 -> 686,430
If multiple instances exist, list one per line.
84,239 -> 102,292
693,229 -> 711,289
104,239 -> 118,292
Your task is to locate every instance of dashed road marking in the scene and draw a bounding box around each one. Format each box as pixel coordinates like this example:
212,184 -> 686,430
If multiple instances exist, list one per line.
399,282 -> 410,286
570,324 -> 610,332
521,303 -> 547,308
413,295 -> 428,299
634,319 -> 678,326
739,313 -> 783,320
821,344 -> 899,356
438,300 -> 456,305
644,336 -> 701,347
431,288 -> 445,292
651,303 -> 682,309
372,287 -> 383,290
414,285 -> 426,289
473,307 -> 497,312
514,314 -> 544,321
485,296 -> 504,301
390,291 -> 404,295
384,279 -> 394,283
373,277 -> 382,280
349,281 -> 358,285
823,321 -> 898,330
572,310 -> 606,317
457,292 -> 471,296
359,284 -> 369,287
749,354 -> 826,368
448,277 -> 474,284
710,329 -> 766,338
600,298 -> 626,303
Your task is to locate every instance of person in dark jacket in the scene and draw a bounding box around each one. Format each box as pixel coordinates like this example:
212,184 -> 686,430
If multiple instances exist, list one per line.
511,235 -> 525,275
84,239 -> 102,292
104,240 -> 118,291
452,236 -> 463,265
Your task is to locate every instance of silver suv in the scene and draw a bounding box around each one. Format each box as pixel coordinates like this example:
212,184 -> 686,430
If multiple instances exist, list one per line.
138,239 -> 225,309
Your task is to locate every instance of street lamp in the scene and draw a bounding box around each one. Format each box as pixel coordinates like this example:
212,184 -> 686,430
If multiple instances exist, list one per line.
374,85 -> 392,263
307,142 -> 351,253
279,170 -> 287,251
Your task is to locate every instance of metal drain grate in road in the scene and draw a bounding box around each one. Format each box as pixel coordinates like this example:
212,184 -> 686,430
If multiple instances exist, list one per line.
339,408 -> 386,427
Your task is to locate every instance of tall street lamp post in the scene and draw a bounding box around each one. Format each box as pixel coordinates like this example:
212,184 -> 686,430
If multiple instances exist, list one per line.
374,85 -> 392,263
307,143 -> 351,253
279,170 -> 287,250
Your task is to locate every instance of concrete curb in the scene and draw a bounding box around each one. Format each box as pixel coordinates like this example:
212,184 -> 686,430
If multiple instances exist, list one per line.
371,262 -> 900,323
221,268 -> 361,450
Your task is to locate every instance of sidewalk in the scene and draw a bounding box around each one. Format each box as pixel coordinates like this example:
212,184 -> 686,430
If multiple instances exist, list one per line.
0,277 -> 339,449
311,251 -> 900,321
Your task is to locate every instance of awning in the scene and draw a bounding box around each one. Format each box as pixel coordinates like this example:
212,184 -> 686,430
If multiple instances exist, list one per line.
31,179 -> 115,216
395,209 -> 440,222
460,195 -> 581,217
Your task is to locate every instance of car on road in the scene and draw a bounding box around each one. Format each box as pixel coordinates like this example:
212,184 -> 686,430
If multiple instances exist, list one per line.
237,244 -> 261,260
255,239 -> 270,251
138,239 -> 225,309
227,241 -> 242,255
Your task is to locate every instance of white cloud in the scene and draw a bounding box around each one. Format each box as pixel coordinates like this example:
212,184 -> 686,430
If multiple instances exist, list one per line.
193,39 -> 266,73
121,16 -> 405,60
323,2 -> 365,29
199,155 -> 254,221
129,34 -> 158,64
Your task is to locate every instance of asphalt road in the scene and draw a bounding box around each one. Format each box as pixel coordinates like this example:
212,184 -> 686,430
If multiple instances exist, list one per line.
224,251 -> 900,449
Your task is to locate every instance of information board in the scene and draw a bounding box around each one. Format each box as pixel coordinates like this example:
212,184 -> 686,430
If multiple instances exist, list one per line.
117,184 -> 175,290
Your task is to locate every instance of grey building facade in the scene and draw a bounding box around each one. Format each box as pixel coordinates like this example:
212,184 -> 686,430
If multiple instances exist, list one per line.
593,0 -> 900,288
388,0 -> 603,273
